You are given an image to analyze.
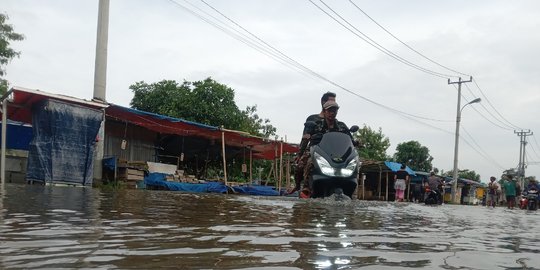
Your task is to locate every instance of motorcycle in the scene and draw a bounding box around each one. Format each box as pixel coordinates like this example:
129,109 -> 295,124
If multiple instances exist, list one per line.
305,122 -> 360,199
519,192 -> 528,209
424,185 -> 443,205
526,189 -> 538,211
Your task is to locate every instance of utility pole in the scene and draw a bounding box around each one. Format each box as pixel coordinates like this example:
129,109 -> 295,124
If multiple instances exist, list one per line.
449,76 -> 473,204
514,130 -> 533,188
92,0 -> 110,185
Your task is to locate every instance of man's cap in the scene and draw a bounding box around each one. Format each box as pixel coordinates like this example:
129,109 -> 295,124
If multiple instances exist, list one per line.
323,100 -> 340,110
490,176 -> 496,180
430,172 -> 435,175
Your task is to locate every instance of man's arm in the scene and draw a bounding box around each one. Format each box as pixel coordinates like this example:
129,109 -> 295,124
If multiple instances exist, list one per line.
296,114 -> 320,159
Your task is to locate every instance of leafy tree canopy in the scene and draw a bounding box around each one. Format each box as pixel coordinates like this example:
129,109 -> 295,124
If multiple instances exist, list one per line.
129,77 -> 276,138
0,13 -> 25,95
352,125 -> 391,161
393,140 -> 433,172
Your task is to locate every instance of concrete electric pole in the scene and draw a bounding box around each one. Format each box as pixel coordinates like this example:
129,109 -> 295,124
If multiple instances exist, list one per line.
92,0 -> 110,184
449,76 -> 474,204
514,130 -> 533,188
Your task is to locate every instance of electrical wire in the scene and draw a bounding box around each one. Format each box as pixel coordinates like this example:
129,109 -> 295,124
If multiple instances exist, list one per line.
453,84 -> 512,130
166,0 -> 310,77
527,134 -> 540,160
347,0 -> 470,77
461,85 -> 513,130
169,0 -> 454,123
461,126 -> 506,169
310,0 -> 456,79
472,79 -> 524,130
165,0 -> 516,173
345,0 -> 524,134
531,134 -> 540,157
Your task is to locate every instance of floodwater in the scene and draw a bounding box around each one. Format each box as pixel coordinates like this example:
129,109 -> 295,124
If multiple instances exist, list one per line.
0,184 -> 538,270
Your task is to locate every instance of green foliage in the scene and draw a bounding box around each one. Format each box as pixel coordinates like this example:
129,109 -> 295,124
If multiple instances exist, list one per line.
0,13 -> 24,95
393,140 -> 433,172
129,77 -> 276,138
442,169 -> 481,182
352,125 -> 391,161
0,79 -> 7,95
238,105 -> 277,138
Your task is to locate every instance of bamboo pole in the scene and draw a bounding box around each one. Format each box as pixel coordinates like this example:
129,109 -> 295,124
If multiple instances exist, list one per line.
286,154 -> 290,189
265,163 -> 273,186
1,98 -> 7,187
377,165 -> 382,198
385,172 -> 389,201
274,143 -> 278,187
221,128 -> 227,187
279,140 -> 283,193
249,147 -> 253,183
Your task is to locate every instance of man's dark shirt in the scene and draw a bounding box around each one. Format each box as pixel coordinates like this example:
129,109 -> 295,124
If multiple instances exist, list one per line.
311,118 -> 350,135
307,118 -> 352,146
427,176 -> 442,190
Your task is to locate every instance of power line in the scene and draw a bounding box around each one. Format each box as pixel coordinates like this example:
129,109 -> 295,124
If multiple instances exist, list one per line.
472,79 -> 524,130
166,0 -> 513,173
309,0 -> 457,79
460,84 -> 513,130
461,126 -> 506,169
166,0 -> 310,76
345,0 -> 525,134
347,0 -> 470,78
169,0 -> 453,123
527,134 -> 540,160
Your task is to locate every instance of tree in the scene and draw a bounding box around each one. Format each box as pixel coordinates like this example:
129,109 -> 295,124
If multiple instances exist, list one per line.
129,77 -> 276,138
393,140 -> 433,172
239,105 -> 276,138
443,169 -> 480,182
0,13 -> 25,95
352,125 -> 391,161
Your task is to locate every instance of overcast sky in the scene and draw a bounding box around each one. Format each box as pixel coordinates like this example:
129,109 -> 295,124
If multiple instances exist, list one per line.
3,0 -> 540,182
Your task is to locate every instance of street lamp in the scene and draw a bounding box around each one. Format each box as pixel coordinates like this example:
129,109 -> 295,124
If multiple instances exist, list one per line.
451,97 -> 481,203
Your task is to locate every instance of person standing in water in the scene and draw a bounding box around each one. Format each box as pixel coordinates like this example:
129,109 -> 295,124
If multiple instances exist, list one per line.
394,164 -> 409,202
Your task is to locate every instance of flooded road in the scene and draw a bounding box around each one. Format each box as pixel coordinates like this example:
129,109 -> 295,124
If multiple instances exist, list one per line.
0,184 -> 538,269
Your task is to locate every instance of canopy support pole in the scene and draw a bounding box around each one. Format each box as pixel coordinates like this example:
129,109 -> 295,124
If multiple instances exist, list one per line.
385,172 -> 389,201
249,147 -> 252,184
1,98 -> 7,187
221,128 -> 227,188
279,140 -> 283,193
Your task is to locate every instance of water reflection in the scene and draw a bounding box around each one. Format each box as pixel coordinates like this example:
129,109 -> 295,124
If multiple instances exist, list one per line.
0,184 -> 539,269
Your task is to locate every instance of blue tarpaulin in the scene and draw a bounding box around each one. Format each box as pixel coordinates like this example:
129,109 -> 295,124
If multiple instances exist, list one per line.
103,157 -> 116,171
0,121 -> 33,150
231,185 -> 279,196
384,161 -> 416,176
26,99 -> 103,186
144,172 -> 279,196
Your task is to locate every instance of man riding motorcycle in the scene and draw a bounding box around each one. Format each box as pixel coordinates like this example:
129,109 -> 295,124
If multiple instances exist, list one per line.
301,100 -> 357,198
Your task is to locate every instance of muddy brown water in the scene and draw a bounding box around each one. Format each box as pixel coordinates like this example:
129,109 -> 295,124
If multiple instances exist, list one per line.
0,184 -> 538,269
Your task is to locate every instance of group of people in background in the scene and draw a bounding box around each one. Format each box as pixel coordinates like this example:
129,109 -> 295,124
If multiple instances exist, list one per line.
486,175 -> 539,209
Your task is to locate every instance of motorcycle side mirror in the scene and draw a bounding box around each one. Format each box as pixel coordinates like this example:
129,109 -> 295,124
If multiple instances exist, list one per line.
349,125 -> 359,133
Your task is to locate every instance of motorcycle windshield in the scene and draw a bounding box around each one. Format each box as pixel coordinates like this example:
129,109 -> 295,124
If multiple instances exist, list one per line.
316,132 -> 354,161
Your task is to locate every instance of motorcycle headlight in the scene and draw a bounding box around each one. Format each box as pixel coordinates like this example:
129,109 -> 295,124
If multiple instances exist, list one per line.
314,152 -> 335,176
340,158 -> 358,177
314,152 -> 357,177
